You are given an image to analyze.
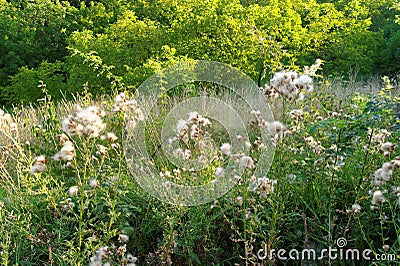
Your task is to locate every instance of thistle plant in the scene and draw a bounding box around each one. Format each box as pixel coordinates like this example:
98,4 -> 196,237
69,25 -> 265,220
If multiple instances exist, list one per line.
0,64 -> 399,265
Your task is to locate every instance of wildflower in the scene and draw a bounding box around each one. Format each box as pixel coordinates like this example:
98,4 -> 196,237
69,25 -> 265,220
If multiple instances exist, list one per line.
168,137 -> 178,144
53,141 -> 76,161
113,92 -> 145,122
118,234 -> 129,243
134,108 -> 145,121
174,148 -> 191,160
9,122 -> 17,131
126,99 -> 139,111
371,190 -> 385,205
190,124 -> 200,140
380,142 -> 396,156
373,162 -> 393,184
298,91 -> 305,101
236,196 -> 243,205
268,71 -> 314,101
30,155 -> 46,174
210,199 -> 219,209
126,254 -> 138,264
245,211 -> 252,220
29,163 -> 46,175
250,176 -> 277,197
62,105 -> 106,137
113,92 -> 127,112
332,156 -> 345,170
266,121 -> 286,137
371,129 -> 391,144
0,109 -> 12,125
57,133 -> 70,146
173,168 -> 181,176
244,141 -> 252,150
89,255 -> 102,266
293,75 -> 313,92
176,119 -> 188,135
183,149 -> 192,160
289,109 -> 305,123
239,156 -> 255,169
111,143 -> 120,150
62,117 -> 79,135
89,179 -> 100,189
220,143 -> 231,156
62,201 -> 75,211
392,157 -> 400,168
68,186 -> 79,196
106,132 -> 118,142
236,135 -> 245,142
198,116 -> 212,127
215,167 -> 225,178
97,144 -> 108,156
352,203 -> 361,213
188,111 -> 199,121
270,71 -> 298,88
61,162 -> 72,170
164,171 -> 172,178
382,162 -> 393,172
253,140 -> 266,150
304,136 -> 314,144
234,175 -> 242,184
304,136 -> 325,155
163,181 -> 171,188
60,198 -> 75,212
94,246 -> 110,259
330,111 -> 340,119
251,110 -> 269,129
383,245 -> 390,252
262,85 -> 279,100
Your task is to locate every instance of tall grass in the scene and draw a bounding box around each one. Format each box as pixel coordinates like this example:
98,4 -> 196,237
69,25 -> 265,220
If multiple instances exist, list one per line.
0,75 -> 399,265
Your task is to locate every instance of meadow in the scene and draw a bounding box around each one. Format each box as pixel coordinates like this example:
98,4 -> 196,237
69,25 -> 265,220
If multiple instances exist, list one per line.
1,0 -> 400,265
0,59 -> 399,265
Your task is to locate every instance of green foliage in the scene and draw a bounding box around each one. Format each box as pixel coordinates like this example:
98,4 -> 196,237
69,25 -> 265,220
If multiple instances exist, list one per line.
0,0 -> 399,105
0,73 -> 399,265
1,61 -> 69,105
0,0 -> 79,87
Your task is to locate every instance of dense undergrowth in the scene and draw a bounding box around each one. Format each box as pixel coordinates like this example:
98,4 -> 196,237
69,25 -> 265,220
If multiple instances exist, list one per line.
0,62 -> 399,265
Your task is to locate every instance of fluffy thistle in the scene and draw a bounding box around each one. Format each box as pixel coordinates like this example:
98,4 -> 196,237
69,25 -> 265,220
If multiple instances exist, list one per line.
53,141 -> 76,161
29,155 -> 46,174
220,143 -> 231,156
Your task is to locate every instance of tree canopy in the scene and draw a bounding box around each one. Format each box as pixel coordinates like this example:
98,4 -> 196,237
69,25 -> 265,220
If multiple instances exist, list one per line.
0,0 -> 399,105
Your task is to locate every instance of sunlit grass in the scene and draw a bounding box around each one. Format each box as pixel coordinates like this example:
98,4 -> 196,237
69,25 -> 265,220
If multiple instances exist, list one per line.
0,73 -> 399,265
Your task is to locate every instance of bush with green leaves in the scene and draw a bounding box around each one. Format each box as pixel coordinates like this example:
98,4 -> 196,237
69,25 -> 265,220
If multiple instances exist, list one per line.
0,61 -> 70,105
1,0 -> 399,105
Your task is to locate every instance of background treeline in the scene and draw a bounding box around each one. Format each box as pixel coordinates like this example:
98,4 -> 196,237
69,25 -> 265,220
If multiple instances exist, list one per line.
0,0 -> 399,105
